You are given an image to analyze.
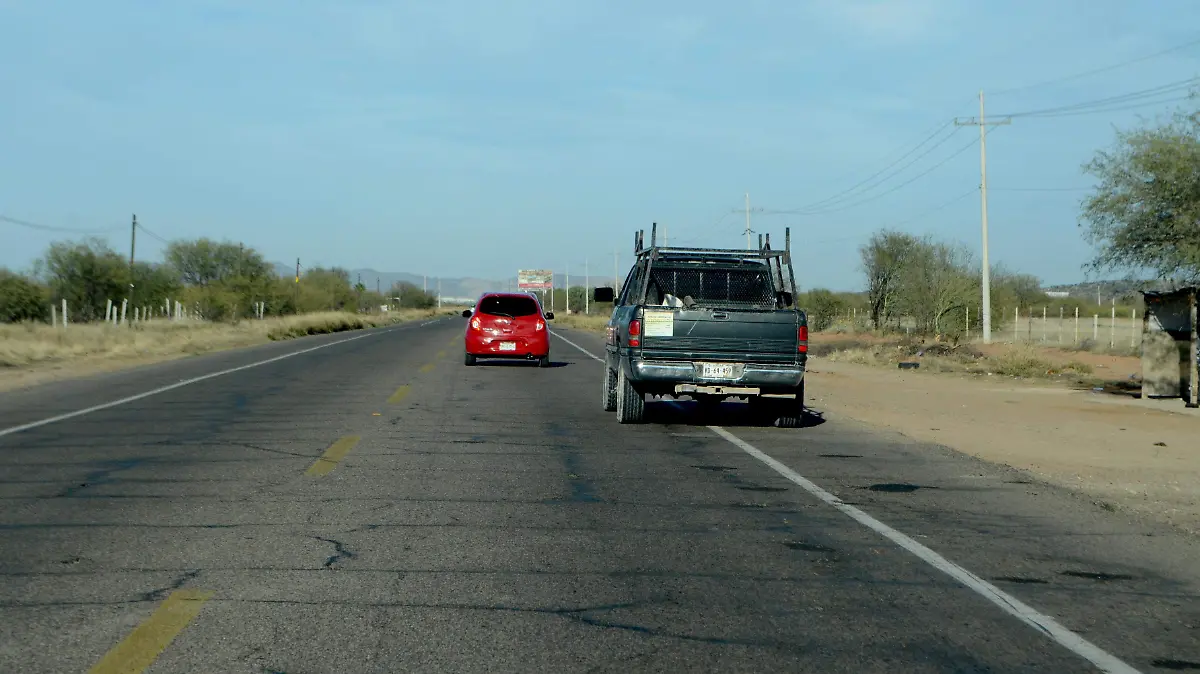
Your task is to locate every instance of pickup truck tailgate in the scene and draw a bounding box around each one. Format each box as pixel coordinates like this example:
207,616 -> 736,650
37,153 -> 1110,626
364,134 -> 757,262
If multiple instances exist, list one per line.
638,308 -> 800,364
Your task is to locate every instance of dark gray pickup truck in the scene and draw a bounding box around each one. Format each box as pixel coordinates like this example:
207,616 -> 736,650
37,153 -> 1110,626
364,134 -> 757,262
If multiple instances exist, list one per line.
593,224 -> 808,426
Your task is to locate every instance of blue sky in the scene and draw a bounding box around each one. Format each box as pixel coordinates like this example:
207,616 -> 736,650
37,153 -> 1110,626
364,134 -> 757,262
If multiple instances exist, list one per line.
1,0 -> 1197,291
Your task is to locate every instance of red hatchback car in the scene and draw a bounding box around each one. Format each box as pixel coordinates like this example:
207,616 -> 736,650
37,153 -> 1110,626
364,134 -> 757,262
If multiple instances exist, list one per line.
463,293 -> 554,367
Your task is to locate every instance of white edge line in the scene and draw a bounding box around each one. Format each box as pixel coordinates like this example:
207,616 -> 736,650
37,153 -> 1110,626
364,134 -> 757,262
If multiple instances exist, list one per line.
549,330 -> 605,363
707,426 -> 1141,674
0,322 -> 425,439
551,328 -> 1141,674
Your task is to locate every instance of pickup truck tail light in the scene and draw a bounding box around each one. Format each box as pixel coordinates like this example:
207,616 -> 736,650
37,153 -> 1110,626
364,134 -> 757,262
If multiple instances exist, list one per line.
628,318 -> 641,347
798,325 -> 808,353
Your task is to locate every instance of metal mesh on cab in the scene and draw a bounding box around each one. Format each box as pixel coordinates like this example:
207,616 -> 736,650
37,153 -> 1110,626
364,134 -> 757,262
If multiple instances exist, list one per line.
644,264 -> 777,309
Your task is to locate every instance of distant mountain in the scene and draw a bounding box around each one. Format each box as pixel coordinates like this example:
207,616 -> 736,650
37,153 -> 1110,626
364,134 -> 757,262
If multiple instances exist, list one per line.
270,263 -> 498,298
270,264 -> 622,298
1043,279 -> 1170,301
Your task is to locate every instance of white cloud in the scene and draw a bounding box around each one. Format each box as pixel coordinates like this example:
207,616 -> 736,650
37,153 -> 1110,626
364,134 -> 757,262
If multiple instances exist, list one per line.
810,0 -> 955,46
332,0 -> 605,61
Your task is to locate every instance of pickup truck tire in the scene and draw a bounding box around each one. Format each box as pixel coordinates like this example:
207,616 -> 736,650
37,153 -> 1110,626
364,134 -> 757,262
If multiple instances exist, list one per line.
601,366 -> 618,411
464,353 -> 477,366
772,381 -> 806,428
615,369 -> 645,424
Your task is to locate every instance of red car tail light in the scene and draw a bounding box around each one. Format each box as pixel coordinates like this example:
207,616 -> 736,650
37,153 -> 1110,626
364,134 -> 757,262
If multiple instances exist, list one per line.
535,320 -> 545,331
470,317 -> 481,330
798,324 -> 808,353
628,318 -> 641,347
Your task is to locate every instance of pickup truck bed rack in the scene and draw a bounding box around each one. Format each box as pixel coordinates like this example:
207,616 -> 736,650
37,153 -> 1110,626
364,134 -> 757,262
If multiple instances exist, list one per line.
631,222 -> 799,308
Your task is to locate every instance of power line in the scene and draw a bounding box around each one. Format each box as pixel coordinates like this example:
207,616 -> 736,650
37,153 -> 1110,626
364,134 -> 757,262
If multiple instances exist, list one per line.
669,206 -> 748,248
795,120 -> 957,212
797,187 -> 979,247
990,35 -> 1200,96
991,77 -> 1199,118
0,214 -> 123,234
136,224 -> 171,245
1021,95 -> 1194,119
797,123 -> 962,212
739,73 -> 1193,225
763,133 -> 983,216
774,78 -> 1192,220
990,187 -> 1091,192
890,187 -> 979,228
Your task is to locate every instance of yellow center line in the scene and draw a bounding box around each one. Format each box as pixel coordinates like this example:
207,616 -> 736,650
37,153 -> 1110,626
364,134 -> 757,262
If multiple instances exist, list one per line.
436,350 -> 447,359
387,385 -> 411,404
419,362 -> 436,373
89,589 -> 214,674
305,435 -> 361,477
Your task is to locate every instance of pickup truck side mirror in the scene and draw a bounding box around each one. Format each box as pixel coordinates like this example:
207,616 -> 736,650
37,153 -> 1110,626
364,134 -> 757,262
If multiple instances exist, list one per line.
544,312 -> 555,320
593,287 -> 615,303
461,309 -> 472,318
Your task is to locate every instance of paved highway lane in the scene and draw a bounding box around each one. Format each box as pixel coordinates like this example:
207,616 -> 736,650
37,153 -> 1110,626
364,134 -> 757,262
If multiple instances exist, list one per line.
1,320 -> 1197,672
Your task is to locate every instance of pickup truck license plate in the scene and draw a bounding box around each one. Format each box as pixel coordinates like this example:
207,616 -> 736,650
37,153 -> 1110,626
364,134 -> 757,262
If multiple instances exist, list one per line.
700,362 -> 735,379
499,342 -> 517,351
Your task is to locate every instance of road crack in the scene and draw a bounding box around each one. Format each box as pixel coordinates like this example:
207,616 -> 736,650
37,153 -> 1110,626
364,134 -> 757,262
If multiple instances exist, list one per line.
312,536 -> 357,569
139,569 -> 201,602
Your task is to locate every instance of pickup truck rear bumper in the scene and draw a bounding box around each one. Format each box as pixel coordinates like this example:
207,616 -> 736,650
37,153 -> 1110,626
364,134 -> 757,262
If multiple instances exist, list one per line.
625,357 -> 805,392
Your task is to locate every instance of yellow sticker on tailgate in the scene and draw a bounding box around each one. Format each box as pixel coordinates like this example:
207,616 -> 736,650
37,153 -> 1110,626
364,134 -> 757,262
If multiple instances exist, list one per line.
643,309 -> 674,337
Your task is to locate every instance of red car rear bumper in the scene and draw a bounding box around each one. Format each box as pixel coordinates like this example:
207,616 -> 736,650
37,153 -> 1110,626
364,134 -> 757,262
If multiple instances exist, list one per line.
465,332 -> 549,358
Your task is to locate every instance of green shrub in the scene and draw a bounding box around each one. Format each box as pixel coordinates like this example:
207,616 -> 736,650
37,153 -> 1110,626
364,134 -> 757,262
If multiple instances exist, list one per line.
0,270 -> 50,322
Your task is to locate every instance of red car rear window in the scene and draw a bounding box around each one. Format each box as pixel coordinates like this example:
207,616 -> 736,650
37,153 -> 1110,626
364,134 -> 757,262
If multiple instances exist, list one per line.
478,295 -> 539,317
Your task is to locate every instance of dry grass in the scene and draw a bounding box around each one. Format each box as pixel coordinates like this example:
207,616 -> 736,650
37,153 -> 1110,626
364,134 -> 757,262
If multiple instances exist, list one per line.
551,313 -> 609,333
825,339 -> 1098,383
1049,339 -> 1141,358
0,309 -> 449,370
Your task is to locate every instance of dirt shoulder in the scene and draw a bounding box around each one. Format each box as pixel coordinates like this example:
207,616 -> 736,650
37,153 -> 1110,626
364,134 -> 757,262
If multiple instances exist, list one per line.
0,310 -> 452,394
807,355 -> 1200,534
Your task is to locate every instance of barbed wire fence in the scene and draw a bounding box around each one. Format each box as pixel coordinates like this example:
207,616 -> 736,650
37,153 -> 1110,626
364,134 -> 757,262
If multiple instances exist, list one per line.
810,305 -> 1144,353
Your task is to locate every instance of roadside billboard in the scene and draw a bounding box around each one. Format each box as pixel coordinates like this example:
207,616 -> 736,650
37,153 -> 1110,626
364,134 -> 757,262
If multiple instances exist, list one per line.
517,269 -> 553,289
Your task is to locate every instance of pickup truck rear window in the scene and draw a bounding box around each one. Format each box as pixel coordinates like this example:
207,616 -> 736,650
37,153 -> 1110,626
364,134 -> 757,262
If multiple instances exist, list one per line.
646,265 -> 776,308
478,295 -> 540,317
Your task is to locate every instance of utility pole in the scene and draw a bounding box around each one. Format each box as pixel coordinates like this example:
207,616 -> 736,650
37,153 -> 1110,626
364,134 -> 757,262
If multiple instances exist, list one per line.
294,258 -> 300,311
955,90 -> 1011,344
744,193 -> 752,249
126,214 -> 137,324
565,263 -> 569,314
585,256 -> 590,315
437,277 -> 441,308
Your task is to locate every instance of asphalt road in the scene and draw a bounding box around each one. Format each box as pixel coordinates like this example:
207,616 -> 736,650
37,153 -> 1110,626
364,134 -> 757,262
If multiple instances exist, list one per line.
1,317 -> 1197,673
